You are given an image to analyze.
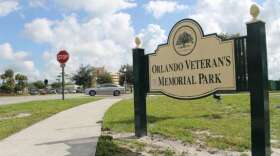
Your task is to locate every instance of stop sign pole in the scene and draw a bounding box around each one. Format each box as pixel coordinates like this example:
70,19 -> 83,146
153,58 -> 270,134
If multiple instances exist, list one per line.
61,63 -> 65,100
57,50 -> 69,100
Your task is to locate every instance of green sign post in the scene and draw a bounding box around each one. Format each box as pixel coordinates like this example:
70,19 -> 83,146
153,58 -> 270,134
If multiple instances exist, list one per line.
132,5 -> 271,156
247,20 -> 270,156
132,40 -> 148,137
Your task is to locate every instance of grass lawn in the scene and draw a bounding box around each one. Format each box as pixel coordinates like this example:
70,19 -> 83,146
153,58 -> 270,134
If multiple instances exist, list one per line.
103,93 -> 280,151
0,96 -> 101,140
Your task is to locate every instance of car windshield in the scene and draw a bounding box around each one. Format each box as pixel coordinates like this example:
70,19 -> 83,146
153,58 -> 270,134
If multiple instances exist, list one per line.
100,84 -> 117,87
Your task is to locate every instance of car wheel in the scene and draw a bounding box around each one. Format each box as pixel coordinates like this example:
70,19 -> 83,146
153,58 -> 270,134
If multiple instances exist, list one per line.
113,90 -> 120,96
89,90 -> 96,96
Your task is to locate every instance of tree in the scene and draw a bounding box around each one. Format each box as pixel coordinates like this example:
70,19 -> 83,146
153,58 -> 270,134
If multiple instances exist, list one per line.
1,74 -> 6,84
51,82 -> 61,89
0,69 -> 15,93
1,79 -> 15,93
4,69 -> 14,78
276,80 -> 280,90
176,32 -> 194,48
15,74 -> 28,93
97,73 -> 112,84
218,33 -> 240,40
32,81 -> 45,89
119,64 -> 133,86
72,65 -> 95,89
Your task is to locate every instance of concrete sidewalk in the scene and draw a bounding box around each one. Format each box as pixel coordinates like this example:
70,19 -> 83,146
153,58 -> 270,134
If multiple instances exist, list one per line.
0,98 -> 122,156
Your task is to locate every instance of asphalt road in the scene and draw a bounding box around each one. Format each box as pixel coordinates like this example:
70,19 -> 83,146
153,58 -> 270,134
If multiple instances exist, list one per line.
0,93 -> 133,106
0,94 -> 87,106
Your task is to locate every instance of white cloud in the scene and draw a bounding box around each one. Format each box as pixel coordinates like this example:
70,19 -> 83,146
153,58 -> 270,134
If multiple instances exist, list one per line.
24,18 -> 54,43
0,43 -> 13,59
137,24 -> 167,53
24,13 -> 135,81
42,51 -> 52,60
23,0 -> 140,81
54,0 -> 136,16
22,61 -> 36,72
14,51 -> 29,60
190,0 -> 253,34
29,0 -> 47,8
0,0 -> 18,16
0,43 -> 40,81
188,0 -> 280,80
144,0 -> 188,19
0,43 -> 28,60
262,0 -> 280,79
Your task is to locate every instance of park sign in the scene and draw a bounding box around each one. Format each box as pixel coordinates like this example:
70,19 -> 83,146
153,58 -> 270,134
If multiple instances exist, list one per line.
133,5 -> 271,156
149,19 -> 236,99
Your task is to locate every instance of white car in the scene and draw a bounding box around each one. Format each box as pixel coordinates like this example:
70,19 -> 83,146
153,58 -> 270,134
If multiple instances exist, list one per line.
85,84 -> 125,96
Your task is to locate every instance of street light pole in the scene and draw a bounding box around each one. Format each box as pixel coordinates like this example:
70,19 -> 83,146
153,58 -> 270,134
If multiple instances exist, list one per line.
124,67 -> 127,94
95,77 -> 98,87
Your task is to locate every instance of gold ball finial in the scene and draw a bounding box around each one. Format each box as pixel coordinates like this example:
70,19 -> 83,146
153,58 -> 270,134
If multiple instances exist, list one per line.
250,4 -> 260,22
135,37 -> 141,48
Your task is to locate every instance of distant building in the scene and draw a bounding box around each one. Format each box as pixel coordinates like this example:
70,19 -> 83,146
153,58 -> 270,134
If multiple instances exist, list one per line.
91,67 -> 106,87
110,72 -> 120,85
95,67 -> 106,76
91,67 -> 120,86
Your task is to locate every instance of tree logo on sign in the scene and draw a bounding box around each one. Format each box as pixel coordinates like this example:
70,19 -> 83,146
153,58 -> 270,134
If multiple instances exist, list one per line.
176,32 -> 194,48
173,26 -> 197,56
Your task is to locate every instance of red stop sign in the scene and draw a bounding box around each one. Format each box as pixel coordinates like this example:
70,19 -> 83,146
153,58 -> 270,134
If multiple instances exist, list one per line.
57,50 -> 69,64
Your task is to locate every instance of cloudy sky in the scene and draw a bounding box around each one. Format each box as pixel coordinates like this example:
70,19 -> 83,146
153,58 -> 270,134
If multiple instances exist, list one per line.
0,0 -> 279,81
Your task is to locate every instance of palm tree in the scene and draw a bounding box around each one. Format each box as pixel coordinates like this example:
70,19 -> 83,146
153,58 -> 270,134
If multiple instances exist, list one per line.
1,74 -> 6,84
4,69 -> 14,79
15,74 -> 20,83
22,75 -> 28,83
15,74 -> 28,93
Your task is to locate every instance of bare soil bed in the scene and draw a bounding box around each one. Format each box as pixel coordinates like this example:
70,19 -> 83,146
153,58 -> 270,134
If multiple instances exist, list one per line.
101,131 -> 280,156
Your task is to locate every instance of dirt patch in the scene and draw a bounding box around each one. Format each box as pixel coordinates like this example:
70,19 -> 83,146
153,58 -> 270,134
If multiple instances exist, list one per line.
0,112 -> 31,121
102,131 -> 280,156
